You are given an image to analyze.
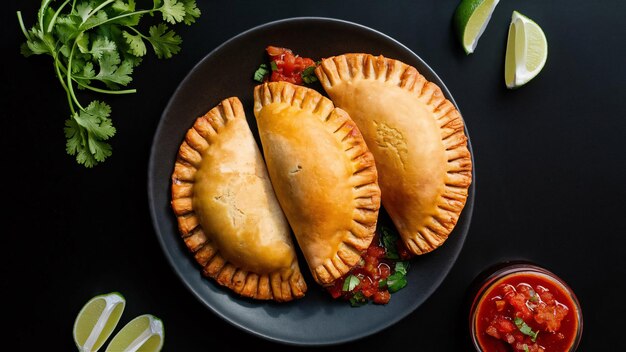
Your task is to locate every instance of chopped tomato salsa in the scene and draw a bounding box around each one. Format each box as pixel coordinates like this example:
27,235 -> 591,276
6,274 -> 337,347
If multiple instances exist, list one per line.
326,228 -> 413,306
253,46 -> 318,85
474,272 -> 580,352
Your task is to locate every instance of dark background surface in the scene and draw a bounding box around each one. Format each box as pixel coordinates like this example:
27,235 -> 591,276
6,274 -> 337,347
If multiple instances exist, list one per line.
3,0 -> 625,350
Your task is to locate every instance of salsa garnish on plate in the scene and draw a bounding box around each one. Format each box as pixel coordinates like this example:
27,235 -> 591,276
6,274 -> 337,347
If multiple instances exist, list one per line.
475,273 -> 580,352
253,46 -> 318,85
327,226 -> 413,306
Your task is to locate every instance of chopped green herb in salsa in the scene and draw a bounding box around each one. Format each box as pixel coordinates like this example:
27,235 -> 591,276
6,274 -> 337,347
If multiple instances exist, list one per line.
327,225 -> 413,306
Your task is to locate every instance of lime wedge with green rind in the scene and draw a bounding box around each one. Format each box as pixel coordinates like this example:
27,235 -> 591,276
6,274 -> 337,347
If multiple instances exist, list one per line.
454,0 -> 500,54
105,314 -> 164,352
505,11 -> 548,88
74,292 -> 126,352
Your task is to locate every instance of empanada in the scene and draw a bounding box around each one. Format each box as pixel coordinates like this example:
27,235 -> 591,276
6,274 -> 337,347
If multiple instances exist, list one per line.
253,82 -> 381,286
171,97 -> 306,301
315,54 -> 472,255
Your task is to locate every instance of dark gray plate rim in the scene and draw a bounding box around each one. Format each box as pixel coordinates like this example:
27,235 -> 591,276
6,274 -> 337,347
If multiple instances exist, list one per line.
148,16 -> 475,346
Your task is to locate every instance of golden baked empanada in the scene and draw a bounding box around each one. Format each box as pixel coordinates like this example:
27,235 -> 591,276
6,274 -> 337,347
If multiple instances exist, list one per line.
316,54 -> 472,255
253,82 -> 381,286
171,97 -> 306,301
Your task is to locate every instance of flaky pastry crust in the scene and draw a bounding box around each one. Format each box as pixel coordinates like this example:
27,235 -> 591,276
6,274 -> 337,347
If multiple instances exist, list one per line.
315,54 -> 472,255
171,97 -> 306,301
253,82 -> 381,285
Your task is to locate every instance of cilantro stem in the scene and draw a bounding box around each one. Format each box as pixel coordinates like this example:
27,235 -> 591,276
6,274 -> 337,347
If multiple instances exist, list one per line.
125,25 -> 148,39
95,9 -> 154,28
16,11 -> 30,40
47,0 -> 72,33
79,84 -> 137,95
65,38 -> 83,111
38,0 -> 53,33
88,0 -> 117,21
53,55 -> 75,115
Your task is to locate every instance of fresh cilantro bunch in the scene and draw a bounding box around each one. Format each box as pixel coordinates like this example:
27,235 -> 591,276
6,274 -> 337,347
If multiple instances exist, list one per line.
17,0 -> 201,167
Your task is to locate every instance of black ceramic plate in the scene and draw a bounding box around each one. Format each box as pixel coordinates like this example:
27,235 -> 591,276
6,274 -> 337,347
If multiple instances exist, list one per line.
148,17 -> 475,346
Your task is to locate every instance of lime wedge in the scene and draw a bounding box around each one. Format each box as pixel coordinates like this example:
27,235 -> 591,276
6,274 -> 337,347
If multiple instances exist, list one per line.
74,292 -> 126,352
505,11 -> 548,88
454,0 -> 500,54
105,314 -> 164,352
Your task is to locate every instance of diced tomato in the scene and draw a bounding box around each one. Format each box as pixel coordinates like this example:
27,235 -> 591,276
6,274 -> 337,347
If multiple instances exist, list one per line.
534,301 -> 569,332
372,290 -> 390,304
493,316 -> 517,334
508,291 -> 533,320
327,279 -> 343,299
378,263 -> 391,279
367,245 -> 386,258
264,46 -> 316,85
486,325 -> 500,339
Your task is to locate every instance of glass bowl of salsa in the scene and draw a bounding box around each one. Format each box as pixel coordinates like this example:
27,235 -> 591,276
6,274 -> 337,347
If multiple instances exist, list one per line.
469,262 -> 583,352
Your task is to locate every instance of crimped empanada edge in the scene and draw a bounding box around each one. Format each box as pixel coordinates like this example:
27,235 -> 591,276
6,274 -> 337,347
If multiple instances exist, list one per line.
171,96 -> 307,302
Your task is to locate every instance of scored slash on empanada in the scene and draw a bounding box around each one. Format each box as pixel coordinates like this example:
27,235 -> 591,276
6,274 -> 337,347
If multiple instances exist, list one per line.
171,97 -> 307,302
253,82 -> 381,286
315,54 -> 472,255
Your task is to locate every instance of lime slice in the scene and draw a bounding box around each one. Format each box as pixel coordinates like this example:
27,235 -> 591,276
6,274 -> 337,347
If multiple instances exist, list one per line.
505,11 -> 548,88
453,0 -> 500,54
105,314 -> 164,352
74,292 -> 126,352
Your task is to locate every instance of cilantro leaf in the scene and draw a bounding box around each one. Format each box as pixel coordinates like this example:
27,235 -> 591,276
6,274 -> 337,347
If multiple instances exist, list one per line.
81,9 -> 109,31
74,101 -> 116,140
89,36 -> 117,60
301,65 -> 318,84
74,2 -> 93,23
95,53 -> 134,88
64,118 -> 85,156
159,0 -> 186,24
122,31 -> 147,57
109,0 -> 142,27
180,0 -> 201,25
75,32 -> 91,54
147,23 -> 182,59
385,272 -> 408,293
514,317 -> 539,342
88,137 -> 113,162
342,275 -> 360,292
349,292 -> 367,307
380,226 -> 400,259
64,101 -> 115,167
112,0 -> 137,13
253,63 -> 269,82
23,28 -> 55,56
395,261 -> 409,276
73,61 -> 96,87
53,15 -> 81,43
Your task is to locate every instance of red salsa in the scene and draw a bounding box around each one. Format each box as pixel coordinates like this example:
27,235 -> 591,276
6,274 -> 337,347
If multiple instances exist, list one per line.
473,271 -> 581,352
253,46 -> 318,85
326,228 -> 413,306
